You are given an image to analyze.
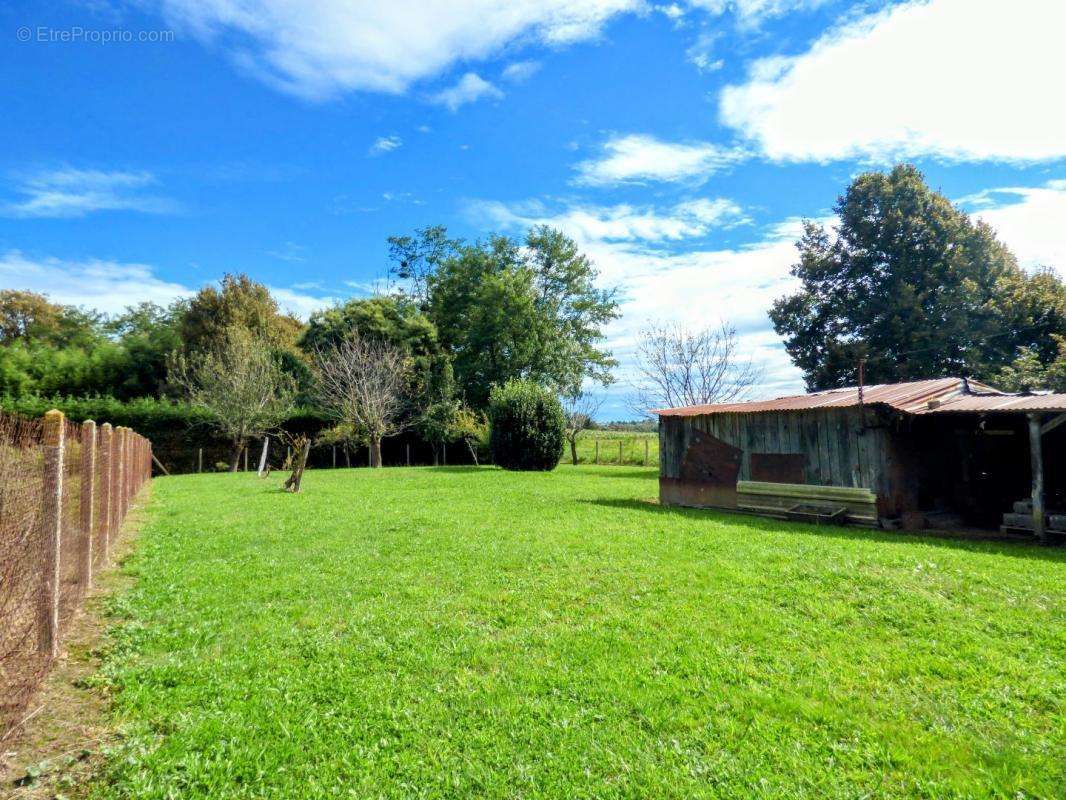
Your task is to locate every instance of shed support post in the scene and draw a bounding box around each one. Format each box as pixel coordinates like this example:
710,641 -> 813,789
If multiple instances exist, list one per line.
1029,413 -> 1046,544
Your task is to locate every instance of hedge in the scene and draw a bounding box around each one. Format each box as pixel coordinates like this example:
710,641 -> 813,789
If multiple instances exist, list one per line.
0,396 -> 478,473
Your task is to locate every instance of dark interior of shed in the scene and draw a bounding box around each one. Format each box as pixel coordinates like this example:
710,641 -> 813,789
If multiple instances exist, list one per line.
904,414 -> 1065,530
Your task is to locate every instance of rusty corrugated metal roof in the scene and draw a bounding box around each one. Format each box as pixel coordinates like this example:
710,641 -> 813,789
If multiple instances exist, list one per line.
655,377 -> 1066,417
917,393 -> 1066,414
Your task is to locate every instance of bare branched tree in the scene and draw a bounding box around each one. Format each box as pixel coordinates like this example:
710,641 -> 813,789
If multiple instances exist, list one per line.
562,391 -> 603,466
313,334 -> 410,468
629,321 -> 761,416
170,326 -> 296,471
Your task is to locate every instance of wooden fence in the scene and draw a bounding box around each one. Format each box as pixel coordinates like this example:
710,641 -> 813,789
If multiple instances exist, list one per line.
0,409 -> 152,739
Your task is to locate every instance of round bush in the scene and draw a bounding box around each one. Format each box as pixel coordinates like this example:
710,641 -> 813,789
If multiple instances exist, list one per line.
488,380 -> 565,471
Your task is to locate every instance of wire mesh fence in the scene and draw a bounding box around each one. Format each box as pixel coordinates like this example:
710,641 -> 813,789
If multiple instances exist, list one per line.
0,410 -> 151,740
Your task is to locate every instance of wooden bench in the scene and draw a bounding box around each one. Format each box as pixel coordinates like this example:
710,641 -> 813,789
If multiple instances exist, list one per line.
736,481 -> 879,528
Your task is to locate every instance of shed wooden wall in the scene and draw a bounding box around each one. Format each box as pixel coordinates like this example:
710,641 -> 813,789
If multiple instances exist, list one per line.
660,407 -> 907,515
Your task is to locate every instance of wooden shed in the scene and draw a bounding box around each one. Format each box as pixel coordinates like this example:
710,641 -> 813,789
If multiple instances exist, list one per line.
657,378 -> 1066,540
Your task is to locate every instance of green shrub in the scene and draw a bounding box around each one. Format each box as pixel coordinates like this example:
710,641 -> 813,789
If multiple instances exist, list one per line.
488,380 -> 564,471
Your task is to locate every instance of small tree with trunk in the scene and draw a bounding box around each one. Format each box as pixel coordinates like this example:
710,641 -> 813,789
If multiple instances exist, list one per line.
629,321 -> 761,416
562,391 -> 602,466
313,333 -> 409,468
169,326 -> 295,470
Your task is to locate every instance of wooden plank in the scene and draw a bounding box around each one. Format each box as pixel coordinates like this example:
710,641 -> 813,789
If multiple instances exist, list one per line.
841,409 -> 857,488
738,481 -> 877,504
823,411 -> 839,486
855,411 -> 870,488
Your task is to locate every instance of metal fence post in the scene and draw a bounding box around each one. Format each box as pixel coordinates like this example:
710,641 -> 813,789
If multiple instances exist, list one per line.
37,410 -> 64,657
198,447 -> 203,473
79,420 -> 96,590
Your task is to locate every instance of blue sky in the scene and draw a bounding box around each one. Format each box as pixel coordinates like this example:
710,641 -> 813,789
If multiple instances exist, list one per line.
2,0 -> 1064,418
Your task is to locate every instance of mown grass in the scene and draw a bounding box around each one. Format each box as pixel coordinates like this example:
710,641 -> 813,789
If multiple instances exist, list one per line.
91,466 -> 1063,799
571,431 -> 658,466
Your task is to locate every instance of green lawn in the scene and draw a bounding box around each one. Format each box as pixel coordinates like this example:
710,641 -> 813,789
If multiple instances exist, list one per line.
92,466 -> 1063,799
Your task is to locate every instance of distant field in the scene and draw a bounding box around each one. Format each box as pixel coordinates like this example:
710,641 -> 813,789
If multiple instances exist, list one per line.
88,466 -> 1063,799
572,430 -> 658,466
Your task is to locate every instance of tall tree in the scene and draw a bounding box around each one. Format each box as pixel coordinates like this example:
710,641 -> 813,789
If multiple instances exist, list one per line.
181,273 -> 302,354
169,326 -> 296,471
300,295 -> 437,356
630,321 -> 760,415
996,335 -> 1066,393
427,227 -> 618,407
0,290 -> 102,348
386,225 -> 461,303
107,301 -> 185,398
771,164 -> 1064,389
562,390 -> 603,466
312,334 -> 410,468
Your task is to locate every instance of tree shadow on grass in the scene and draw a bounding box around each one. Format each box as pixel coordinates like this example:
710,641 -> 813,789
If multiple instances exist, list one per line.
581,497 -> 1066,563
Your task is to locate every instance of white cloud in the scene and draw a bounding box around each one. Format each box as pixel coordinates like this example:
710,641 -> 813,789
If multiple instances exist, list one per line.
470,197 -> 808,398
0,250 -> 193,312
159,0 -> 639,100
368,135 -> 402,155
2,168 -> 175,218
687,0 -> 831,27
265,241 -> 308,263
429,72 -> 503,111
502,60 -> 542,82
268,286 -> 338,319
0,250 -> 338,321
686,31 -> 723,72
720,0 -> 1066,163
474,196 -> 749,242
962,179 -> 1066,276
574,134 -> 747,186
656,3 -> 686,22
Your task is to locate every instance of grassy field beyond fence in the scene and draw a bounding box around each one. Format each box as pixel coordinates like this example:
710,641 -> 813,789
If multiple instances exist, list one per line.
85,465 -> 1063,799
573,431 -> 658,466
